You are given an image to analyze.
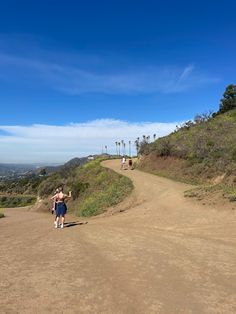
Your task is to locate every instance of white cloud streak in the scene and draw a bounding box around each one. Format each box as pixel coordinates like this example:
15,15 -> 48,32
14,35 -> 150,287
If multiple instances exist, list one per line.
0,52 -> 220,95
0,119 -> 180,163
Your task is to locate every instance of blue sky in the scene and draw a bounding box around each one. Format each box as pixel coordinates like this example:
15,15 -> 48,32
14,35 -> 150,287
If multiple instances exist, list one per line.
0,0 -> 235,163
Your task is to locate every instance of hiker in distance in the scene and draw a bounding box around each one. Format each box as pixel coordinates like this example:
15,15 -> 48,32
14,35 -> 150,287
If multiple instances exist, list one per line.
51,187 -> 72,229
121,156 -> 126,170
128,158 -> 133,170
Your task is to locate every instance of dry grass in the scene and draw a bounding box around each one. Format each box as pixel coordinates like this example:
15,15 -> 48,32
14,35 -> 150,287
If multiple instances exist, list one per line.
137,109 -> 236,204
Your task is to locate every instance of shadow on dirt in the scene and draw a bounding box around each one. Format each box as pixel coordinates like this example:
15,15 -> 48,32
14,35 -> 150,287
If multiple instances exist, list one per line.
64,221 -> 88,228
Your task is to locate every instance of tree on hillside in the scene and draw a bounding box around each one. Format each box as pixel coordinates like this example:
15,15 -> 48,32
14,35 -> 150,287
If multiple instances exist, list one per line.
118,142 -> 121,156
134,138 -> 140,156
138,135 -> 151,155
219,84 -> 236,114
39,168 -> 47,176
194,111 -> 213,124
129,140 -> 131,157
121,140 -> 124,155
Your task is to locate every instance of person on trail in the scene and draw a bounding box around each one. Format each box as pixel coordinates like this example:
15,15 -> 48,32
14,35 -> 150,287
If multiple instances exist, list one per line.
51,188 -> 59,226
52,188 -> 60,213
128,158 -> 133,169
121,156 -> 126,170
51,187 -> 72,229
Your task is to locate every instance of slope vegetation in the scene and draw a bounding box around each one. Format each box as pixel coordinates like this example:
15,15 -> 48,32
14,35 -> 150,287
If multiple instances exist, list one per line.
38,158 -> 133,216
138,109 -> 236,202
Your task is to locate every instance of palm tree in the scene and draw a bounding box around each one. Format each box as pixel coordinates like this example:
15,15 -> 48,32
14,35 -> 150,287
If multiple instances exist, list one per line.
118,142 -> 121,156
115,142 -> 118,155
147,135 -> 150,143
105,145 -> 108,154
123,142 -> 126,156
121,140 -> 124,155
129,140 -> 131,157
135,139 -> 140,156
153,133 -> 156,141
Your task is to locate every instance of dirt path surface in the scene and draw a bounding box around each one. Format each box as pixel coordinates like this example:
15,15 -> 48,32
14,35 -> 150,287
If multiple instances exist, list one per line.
1,159 -> 236,314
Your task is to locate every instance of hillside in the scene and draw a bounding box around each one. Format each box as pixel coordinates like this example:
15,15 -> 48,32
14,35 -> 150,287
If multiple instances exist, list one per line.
27,156 -> 88,176
35,158 -> 133,217
137,109 -> 236,203
0,157 -> 90,197
0,156 -> 133,216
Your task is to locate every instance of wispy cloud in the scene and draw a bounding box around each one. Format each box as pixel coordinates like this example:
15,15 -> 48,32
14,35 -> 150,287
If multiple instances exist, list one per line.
0,51 -> 220,95
0,119 -> 180,163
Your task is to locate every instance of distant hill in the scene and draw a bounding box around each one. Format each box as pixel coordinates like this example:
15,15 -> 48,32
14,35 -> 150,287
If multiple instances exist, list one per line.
0,156 -> 90,195
63,157 -> 88,169
27,157 -> 89,176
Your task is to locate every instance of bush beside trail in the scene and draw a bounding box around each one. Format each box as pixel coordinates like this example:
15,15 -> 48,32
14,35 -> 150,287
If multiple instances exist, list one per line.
0,195 -> 37,208
0,176 -> 45,196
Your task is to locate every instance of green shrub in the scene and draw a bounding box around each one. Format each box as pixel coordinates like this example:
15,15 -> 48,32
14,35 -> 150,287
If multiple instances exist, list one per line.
228,195 -> 236,202
71,182 -> 90,199
0,176 -> 44,195
75,160 -> 133,217
0,195 -> 37,208
38,174 -> 64,197
232,149 -> 236,162
222,186 -> 236,202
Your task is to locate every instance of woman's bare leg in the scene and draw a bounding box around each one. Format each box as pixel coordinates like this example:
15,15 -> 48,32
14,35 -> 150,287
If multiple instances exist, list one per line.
61,216 -> 65,228
55,216 -> 59,228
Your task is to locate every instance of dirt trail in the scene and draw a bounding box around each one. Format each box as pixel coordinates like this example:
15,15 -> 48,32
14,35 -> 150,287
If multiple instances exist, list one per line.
1,159 -> 236,314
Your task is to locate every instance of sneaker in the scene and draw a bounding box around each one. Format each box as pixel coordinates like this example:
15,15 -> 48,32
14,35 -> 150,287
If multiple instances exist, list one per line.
60,224 -> 64,229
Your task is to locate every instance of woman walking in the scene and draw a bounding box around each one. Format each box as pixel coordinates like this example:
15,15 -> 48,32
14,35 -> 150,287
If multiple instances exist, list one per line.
51,187 -> 71,229
120,156 -> 126,170
51,188 -> 59,227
